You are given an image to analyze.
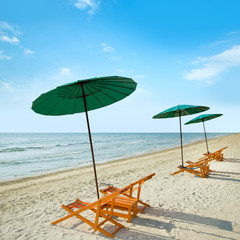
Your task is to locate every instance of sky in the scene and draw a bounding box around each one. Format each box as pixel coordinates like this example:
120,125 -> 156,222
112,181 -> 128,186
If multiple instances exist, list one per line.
0,0 -> 240,133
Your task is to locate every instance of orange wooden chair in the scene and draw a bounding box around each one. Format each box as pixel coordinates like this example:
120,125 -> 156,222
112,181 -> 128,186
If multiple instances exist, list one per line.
100,173 -> 155,219
51,188 -> 129,238
172,161 -> 210,178
203,146 -> 228,161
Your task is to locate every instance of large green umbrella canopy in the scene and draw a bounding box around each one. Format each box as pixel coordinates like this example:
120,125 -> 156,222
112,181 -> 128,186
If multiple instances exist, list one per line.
185,113 -> 223,154
32,76 -> 137,115
32,76 -> 137,198
153,105 -> 209,166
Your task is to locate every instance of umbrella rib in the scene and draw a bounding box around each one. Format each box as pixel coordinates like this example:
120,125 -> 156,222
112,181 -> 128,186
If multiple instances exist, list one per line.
95,79 -> 136,85
72,85 -> 82,114
87,84 -> 122,102
57,85 -> 80,98
46,97 -> 65,115
92,80 -> 136,91
58,84 -> 81,115
89,83 -> 129,99
34,89 -> 60,105
84,84 -> 105,107
34,89 -> 67,115
43,84 -> 80,115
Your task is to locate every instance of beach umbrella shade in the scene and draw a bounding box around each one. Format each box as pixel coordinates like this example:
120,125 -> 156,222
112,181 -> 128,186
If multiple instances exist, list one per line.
185,114 -> 223,154
32,76 -> 137,199
152,105 -> 209,166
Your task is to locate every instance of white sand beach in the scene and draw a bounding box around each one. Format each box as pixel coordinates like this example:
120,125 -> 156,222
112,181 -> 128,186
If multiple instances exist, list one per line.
0,133 -> 240,240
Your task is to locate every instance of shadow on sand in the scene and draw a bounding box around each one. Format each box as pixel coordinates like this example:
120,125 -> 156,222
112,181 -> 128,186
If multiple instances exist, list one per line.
223,158 -> 240,163
143,207 -> 238,240
208,175 -> 240,183
53,206 -> 238,240
146,207 -> 233,231
118,206 -> 238,240
55,216 -> 174,240
211,170 -> 240,176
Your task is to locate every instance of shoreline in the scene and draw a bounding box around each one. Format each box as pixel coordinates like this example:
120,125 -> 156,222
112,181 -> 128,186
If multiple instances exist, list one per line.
0,132 -> 231,183
0,133 -> 234,186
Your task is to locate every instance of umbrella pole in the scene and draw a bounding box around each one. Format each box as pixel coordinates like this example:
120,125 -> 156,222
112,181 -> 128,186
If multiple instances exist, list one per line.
81,84 -> 100,199
202,120 -> 209,154
179,112 -> 184,166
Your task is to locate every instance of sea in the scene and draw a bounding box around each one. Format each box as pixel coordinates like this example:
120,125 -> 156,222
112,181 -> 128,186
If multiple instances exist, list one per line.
0,132 -> 230,181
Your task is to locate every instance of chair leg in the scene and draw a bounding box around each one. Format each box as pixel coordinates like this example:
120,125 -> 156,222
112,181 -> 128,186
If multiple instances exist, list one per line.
96,226 -> 115,238
128,208 -> 131,223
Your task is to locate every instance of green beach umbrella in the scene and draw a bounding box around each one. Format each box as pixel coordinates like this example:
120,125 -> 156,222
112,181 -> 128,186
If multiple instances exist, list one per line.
153,105 -> 209,166
32,76 -> 137,199
185,113 -> 223,154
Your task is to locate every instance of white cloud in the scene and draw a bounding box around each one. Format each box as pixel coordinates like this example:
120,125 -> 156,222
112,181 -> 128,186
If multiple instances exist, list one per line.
60,68 -> 70,75
0,81 -> 12,90
0,50 -> 11,60
24,48 -> 35,55
227,30 -> 240,36
184,45 -> 240,83
101,43 -> 114,52
190,57 -> 209,64
0,21 -> 21,46
74,0 -> 99,14
0,21 -> 21,35
0,35 -> 19,44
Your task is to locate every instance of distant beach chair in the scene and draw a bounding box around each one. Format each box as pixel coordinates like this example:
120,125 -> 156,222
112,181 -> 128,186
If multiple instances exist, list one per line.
186,154 -> 214,166
172,162 -> 210,178
51,188 -> 129,238
203,146 -> 228,161
100,173 -> 155,221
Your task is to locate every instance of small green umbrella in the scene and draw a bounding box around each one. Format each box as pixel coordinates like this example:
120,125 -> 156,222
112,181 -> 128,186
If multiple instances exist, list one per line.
32,76 -> 137,199
153,105 -> 209,166
185,114 -> 223,154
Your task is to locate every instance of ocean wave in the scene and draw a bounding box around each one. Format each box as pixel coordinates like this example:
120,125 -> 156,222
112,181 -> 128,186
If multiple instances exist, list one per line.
55,143 -> 80,147
0,160 -> 30,165
128,140 -> 145,144
0,147 -> 26,153
0,143 -> 83,153
0,161 -> 11,164
0,153 -> 84,165
0,146 -> 52,153
46,151 -> 84,159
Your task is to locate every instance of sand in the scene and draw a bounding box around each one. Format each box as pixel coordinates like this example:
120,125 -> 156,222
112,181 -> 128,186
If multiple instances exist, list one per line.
0,133 -> 240,240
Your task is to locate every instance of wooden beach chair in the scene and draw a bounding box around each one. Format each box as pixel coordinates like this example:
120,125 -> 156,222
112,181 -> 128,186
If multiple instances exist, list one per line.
51,188 -> 129,238
203,146 -> 228,161
172,162 -> 210,178
100,173 -> 155,219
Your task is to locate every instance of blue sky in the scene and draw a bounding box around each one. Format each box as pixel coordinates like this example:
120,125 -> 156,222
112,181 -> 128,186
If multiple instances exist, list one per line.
0,0 -> 240,133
